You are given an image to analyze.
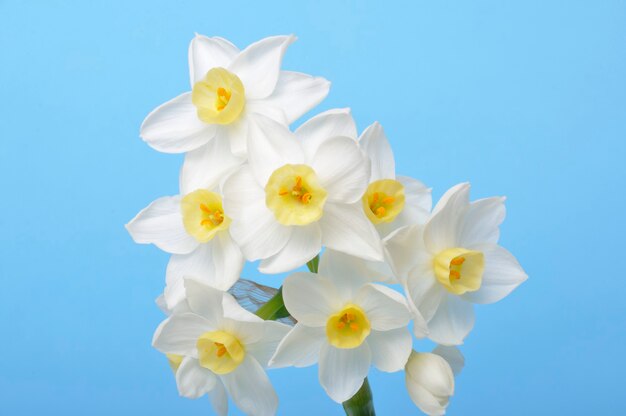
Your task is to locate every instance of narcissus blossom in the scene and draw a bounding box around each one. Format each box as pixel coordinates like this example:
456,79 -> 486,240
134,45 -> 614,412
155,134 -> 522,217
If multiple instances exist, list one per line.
125,141 -> 244,308
153,279 -> 290,416
385,183 -> 528,345
222,109 -> 383,273
269,250 -> 413,403
358,122 -> 431,237
405,351 -> 456,416
141,34 -> 330,156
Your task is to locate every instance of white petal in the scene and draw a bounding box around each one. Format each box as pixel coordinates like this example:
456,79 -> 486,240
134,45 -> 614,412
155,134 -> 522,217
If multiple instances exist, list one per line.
354,284 -> 411,331
262,71 -> 330,123
188,34 -> 239,86
399,176 -> 432,213
125,196 -> 198,255
179,135 -> 244,194
183,279 -> 224,327
269,324 -> 325,368
152,313 -> 212,355
228,201 -> 291,261
458,196 -> 506,247
358,122 -> 395,181
176,357 -> 217,399
405,262 -> 446,323
222,165 -> 265,219
311,136 -> 369,204
221,356 -> 278,416
165,235 -> 243,307
246,114 -> 304,186
461,243 -> 528,304
427,294 -> 475,346
246,321 -> 291,367
295,108 -> 357,156
382,224 -> 425,281
283,272 -> 341,326
407,383 -> 448,416
259,224 -> 322,274
217,116 -> 249,157
228,35 -> 296,100
320,202 -> 383,262
221,318 -> 265,346
140,92 -> 216,153
222,292 -> 263,323
245,99 -> 288,125
424,183 -> 470,253
318,342 -> 371,403
405,352 -> 454,416
208,379 -> 229,416
367,328 -> 412,372
432,345 -> 465,376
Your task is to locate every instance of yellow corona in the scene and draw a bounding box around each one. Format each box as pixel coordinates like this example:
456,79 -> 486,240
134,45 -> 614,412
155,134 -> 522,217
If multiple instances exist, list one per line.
192,67 -> 245,125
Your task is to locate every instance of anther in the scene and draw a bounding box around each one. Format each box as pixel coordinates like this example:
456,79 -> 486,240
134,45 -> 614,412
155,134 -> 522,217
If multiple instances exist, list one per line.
450,270 -> 461,280
450,257 -> 466,266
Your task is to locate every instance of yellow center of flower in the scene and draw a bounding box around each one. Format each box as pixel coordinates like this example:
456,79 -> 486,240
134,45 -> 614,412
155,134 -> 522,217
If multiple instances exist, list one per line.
166,353 -> 184,373
433,247 -> 485,295
192,67 -> 245,125
197,330 -> 245,375
265,164 -> 328,226
181,190 -> 231,243
326,304 -> 371,349
362,179 -> 406,224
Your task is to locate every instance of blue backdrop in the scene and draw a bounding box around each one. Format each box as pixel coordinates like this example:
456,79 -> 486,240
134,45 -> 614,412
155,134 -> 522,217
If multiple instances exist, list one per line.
1,0 -> 624,414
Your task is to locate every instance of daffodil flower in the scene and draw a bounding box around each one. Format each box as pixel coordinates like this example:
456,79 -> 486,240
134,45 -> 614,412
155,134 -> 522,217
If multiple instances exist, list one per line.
153,279 -> 290,416
358,121 -> 432,237
385,183 -> 528,345
222,109 -> 383,274
405,350 -> 457,416
269,250 -> 413,403
125,139 -> 244,308
140,34 -> 330,157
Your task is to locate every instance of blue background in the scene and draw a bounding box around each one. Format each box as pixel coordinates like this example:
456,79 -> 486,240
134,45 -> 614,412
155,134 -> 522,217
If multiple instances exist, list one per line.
1,0 -> 624,414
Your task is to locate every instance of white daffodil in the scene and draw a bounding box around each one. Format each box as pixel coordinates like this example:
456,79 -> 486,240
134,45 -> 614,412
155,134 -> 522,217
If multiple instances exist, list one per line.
269,250 -> 413,403
385,183 -> 528,345
153,279 -> 290,416
125,140 -> 244,308
140,34 -> 330,157
358,121 -> 431,238
222,109 -> 383,274
405,350 -> 456,416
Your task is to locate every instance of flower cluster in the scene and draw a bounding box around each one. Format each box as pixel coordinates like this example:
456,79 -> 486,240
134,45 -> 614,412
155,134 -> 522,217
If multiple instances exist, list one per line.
127,34 -> 528,416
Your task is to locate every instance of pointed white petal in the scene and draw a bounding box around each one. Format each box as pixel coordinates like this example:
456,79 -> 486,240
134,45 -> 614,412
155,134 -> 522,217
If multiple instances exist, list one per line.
208,379 -> 229,416
269,324 -> 325,368
246,114 -> 304,186
432,345 -> 465,376
427,294 -> 475,346
183,279 -> 224,327
312,136 -> 369,204
262,71 -> 330,123
140,92 -> 215,153
319,343 -> 371,403
180,136 -> 243,194
398,176 -> 432,213
295,108 -> 357,156
221,356 -> 279,416
152,313 -> 212,355
283,272 -> 342,327
221,318 -> 265,346
217,116 -> 249,157
246,321 -> 291,367
358,122 -> 395,181
320,202 -> 383,261
222,292 -> 263,323
188,34 -> 239,86
259,224 -> 322,274
458,196 -> 506,247
222,165 -> 266,218
228,201 -> 291,261
176,357 -> 217,399
461,243 -> 528,304
228,35 -> 296,100
245,99 -> 288,126
382,224 -> 425,281
424,183 -> 471,253
125,196 -> 198,255
354,284 -> 411,331
404,262 -> 446,323
367,328 -> 412,372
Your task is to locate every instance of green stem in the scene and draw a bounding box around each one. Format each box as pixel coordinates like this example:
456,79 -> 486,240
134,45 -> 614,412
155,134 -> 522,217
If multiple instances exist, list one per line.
306,255 -> 320,273
342,378 -> 375,416
254,287 -> 289,320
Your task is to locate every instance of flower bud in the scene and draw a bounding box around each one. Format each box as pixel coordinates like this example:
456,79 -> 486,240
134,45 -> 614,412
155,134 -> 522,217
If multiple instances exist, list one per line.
405,351 -> 454,415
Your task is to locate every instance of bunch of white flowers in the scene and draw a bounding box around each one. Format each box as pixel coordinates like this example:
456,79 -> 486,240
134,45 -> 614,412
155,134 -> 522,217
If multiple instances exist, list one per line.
127,34 -> 528,416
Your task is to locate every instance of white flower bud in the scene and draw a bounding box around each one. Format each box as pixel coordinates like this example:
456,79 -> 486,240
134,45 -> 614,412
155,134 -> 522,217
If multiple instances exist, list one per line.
405,351 -> 455,415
